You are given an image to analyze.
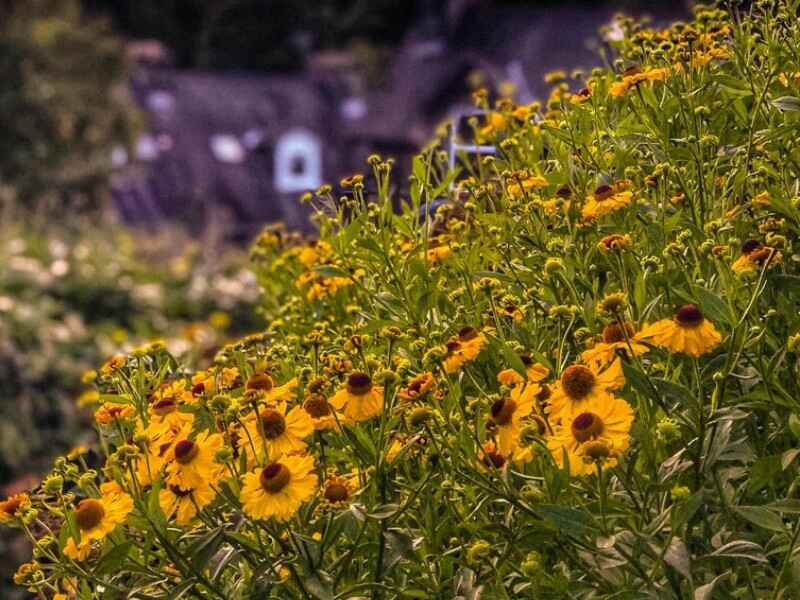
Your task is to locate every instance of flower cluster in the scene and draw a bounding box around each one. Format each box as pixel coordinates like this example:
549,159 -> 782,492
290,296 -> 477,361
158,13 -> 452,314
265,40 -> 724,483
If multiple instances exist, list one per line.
6,2 -> 800,597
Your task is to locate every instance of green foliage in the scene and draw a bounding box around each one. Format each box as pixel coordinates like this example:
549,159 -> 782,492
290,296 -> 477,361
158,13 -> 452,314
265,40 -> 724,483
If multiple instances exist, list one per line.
0,0 -> 136,211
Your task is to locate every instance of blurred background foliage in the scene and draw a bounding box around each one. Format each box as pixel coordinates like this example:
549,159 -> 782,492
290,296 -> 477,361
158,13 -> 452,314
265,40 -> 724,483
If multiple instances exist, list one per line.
0,0 -> 138,213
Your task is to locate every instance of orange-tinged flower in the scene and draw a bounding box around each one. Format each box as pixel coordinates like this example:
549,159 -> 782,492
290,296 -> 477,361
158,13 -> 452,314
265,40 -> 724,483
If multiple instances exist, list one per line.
94,403 -> 135,425
0,493 -> 29,524
399,372 -> 435,403
490,382 -> 542,455
443,327 -> 487,373
731,240 -> 781,275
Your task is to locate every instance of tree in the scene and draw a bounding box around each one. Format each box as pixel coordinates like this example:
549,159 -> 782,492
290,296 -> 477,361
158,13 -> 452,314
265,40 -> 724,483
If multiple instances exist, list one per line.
0,0 -> 136,213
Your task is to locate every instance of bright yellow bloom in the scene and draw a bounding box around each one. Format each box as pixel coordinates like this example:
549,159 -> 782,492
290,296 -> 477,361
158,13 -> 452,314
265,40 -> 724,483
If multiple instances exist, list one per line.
425,244 -> 452,264
490,381 -> 541,455
507,174 -> 548,199
443,327 -> 487,373
302,394 -> 340,431
731,240 -> 781,275
240,454 -> 318,521
581,184 -> 634,220
497,358 -> 550,387
547,395 -> 634,476
94,402 -> 135,425
329,373 -> 384,422
240,401 -> 314,462
581,322 -> 649,370
63,486 -> 133,560
610,66 -> 669,97
636,304 -> 722,357
165,431 -> 225,490
547,360 -> 625,423
159,482 -> 216,525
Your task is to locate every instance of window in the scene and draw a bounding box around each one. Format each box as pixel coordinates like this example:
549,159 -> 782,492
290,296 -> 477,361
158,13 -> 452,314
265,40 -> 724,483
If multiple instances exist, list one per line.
275,129 -> 322,193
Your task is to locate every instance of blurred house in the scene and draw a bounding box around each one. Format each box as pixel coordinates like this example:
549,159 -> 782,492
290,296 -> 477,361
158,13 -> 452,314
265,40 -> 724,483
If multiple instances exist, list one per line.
112,1 -> 683,237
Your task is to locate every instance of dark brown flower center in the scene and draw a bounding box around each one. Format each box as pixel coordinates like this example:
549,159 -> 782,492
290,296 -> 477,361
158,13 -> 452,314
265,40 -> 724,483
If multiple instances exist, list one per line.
593,185 -> 614,201
260,463 -> 291,493
446,340 -> 461,353
304,396 -> 332,418
75,499 -> 105,531
247,373 -> 274,392
675,304 -> 704,328
152,398 -> 177,416
347,373 -> 373,395
571,412 -> 604,442
458,327 -> 479,342
259,409 -> 287,439
168,485 -> 192,498
174,440 -> 199,465
323,482 -> 350,503
561,365 -> 596,400
602,322 -> 635,344
192,382 -> 205,396
741,239 -> 762,255
490,398 -> 518,426
483,450 -> 506,469
556,186 -> 572,199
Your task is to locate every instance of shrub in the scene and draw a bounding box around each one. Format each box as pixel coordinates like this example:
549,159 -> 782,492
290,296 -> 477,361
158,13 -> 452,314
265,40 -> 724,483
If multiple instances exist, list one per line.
5,2 -> 800,597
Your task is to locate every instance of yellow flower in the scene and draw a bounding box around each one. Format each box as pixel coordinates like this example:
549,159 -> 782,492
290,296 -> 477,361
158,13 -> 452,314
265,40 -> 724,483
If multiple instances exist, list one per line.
581,322 -> 649,370
63,488 -> 133,560
581,184 -> 634,220
240,401 -> 314,462
547,395 -> 634,476
302,394 -> 340,431
490,382 -> 541,455
597,234 -> 632,252
399,372 -> 435,403
0,493 -> 29,524
319,473 -> 357,510
94,402 -> 135,425
165,431 -> 225,490
159,482 -> 217,526
479,440 -> 508,471
731,240 -> 781,275
329,373 -> 384,422
425,244 -> 452,264
610,66 -> 669,97
547,360 -> 625,423
240,454 -> 318,521
498,357 -> 550,387
443,327 -> 487,373
636,304 -> 722,357
507,174 -> 548,199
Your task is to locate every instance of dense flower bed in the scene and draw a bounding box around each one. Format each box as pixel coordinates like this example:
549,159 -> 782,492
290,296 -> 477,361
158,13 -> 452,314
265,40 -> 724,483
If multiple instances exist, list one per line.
5,2 -> 800,597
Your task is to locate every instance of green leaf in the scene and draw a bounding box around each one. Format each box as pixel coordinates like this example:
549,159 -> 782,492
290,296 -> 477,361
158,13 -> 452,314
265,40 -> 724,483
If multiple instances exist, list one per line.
367,503 -> 401,520
301,570 -> 334,600
382,528 -> 415,571
672,492 -> 704,532
95,541 -> 133,576
189,526 -> 226,571
535,505 -> 592,536
771,96 -> 800,112
735,506 -> 786,533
